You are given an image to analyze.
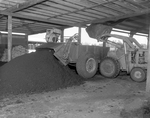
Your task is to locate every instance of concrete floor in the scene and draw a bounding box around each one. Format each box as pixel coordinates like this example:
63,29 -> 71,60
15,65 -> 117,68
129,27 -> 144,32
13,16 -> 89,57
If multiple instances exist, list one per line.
0,75 -> 147,118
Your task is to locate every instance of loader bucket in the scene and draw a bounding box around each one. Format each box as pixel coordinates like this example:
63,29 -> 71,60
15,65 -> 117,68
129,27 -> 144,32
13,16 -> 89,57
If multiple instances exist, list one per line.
36,42 -> 69,65
86,24 -> 112,40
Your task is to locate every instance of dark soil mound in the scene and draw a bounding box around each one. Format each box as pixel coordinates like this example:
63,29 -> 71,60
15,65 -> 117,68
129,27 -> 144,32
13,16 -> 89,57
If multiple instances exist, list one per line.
0,50 -> 83,96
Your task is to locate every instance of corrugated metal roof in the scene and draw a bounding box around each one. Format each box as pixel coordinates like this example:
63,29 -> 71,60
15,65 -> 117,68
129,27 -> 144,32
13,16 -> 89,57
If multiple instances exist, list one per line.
0,0 -> 29,10
0,0 -> 150,35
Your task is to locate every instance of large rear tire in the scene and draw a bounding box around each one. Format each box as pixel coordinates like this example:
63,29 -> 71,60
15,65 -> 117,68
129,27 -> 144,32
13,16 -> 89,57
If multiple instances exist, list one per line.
130,67 -> 146,82
76,53 -> 98,79
99,57 -> 120,78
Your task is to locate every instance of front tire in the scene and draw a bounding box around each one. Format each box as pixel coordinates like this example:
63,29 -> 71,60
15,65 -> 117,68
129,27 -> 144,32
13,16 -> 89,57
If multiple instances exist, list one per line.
99,57 -> 120,78
130,67 -> 146,82
76,53 -> 98,79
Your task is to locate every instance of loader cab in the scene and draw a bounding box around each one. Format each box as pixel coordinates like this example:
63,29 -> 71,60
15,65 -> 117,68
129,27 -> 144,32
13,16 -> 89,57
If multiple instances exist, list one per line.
45,28 -> 61,43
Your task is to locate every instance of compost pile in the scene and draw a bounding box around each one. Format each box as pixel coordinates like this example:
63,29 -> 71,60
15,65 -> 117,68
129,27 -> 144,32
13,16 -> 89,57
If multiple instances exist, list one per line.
1,45 -> 27,62
0,50 -> 83,96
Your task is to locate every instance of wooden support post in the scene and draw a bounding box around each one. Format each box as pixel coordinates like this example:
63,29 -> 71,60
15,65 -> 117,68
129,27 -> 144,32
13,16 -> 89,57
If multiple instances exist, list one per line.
78,27 -> 81,44
0,32 -> 2,44
102,42 -> 106,58
146,25 -> 150,93
60,29 -> 64,42
103,42 -> 106,48
7,15 -> 12,61
147,34 -> 149,49
25,34 -> 28,49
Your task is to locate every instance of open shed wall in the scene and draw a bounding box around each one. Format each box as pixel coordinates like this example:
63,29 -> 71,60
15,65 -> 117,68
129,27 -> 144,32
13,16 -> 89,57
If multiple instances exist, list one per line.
0,33 -> 28,47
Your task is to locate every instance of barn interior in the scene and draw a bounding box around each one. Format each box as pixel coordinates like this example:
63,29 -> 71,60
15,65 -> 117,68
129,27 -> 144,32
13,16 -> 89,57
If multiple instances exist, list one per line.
0,0 -> 150,118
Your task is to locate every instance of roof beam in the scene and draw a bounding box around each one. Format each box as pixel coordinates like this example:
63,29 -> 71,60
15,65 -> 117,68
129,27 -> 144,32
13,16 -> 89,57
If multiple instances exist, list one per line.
46,0 -> 117,20
4,0 -> 48,12
16,21 -> 35,34
0,11 -> 71,27
0,0 -> 48,20
27,26 -> 71,35
28,29 -> 46,35
78,8 -> 150,26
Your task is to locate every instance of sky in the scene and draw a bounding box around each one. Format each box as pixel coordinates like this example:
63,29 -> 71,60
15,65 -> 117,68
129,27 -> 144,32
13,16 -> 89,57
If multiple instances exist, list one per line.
28,27 -> 148,45
28,27 -> 98,45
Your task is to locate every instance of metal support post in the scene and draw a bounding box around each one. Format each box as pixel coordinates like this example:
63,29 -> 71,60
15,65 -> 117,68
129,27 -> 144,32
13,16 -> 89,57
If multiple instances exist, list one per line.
7,15 -> 12,61
78,27 -> 81,44
61,29 -> 64,42
146,25 -> 150,93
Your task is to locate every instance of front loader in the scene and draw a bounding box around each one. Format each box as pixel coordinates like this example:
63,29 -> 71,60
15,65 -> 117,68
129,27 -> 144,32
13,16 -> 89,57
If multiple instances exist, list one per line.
98,33 -> 147,82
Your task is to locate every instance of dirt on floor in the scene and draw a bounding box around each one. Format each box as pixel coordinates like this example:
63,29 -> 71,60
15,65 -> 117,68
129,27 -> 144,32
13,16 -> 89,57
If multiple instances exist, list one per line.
0,75 -> 149,118
0,50 -> 149,118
